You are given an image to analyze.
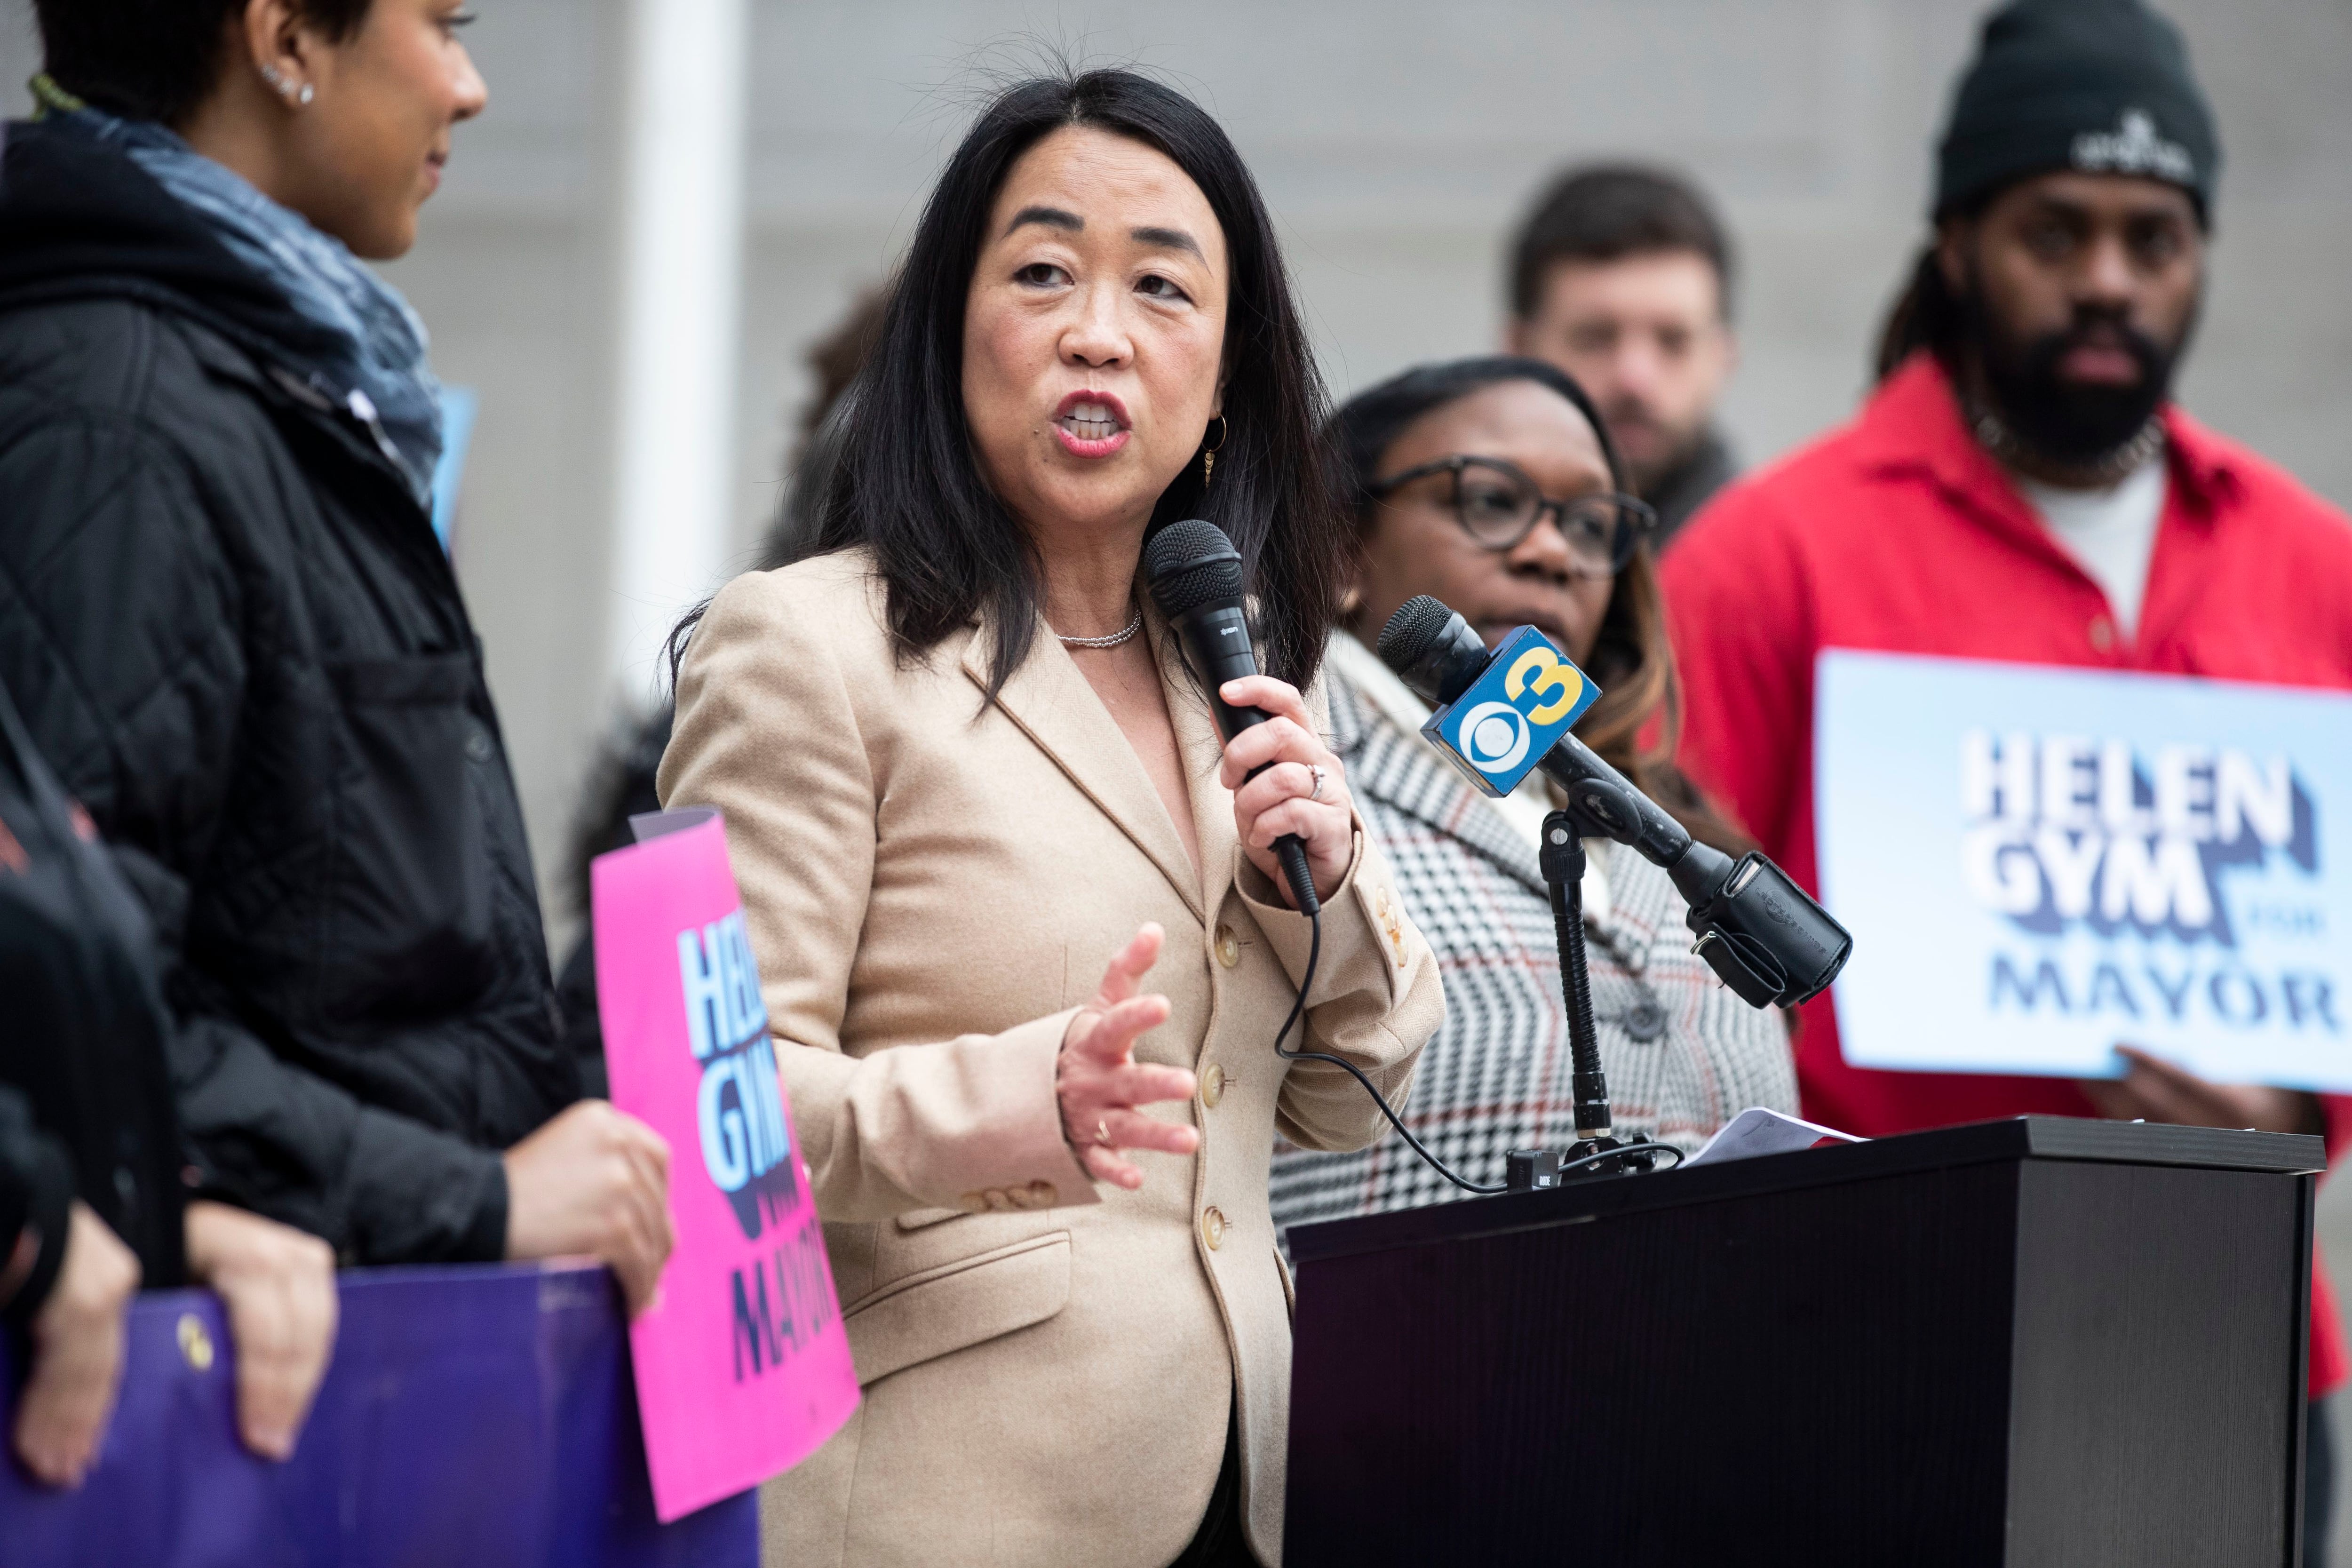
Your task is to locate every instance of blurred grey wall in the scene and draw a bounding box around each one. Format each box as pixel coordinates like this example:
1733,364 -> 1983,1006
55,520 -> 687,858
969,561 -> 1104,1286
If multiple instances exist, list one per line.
6,0 -> 2345,939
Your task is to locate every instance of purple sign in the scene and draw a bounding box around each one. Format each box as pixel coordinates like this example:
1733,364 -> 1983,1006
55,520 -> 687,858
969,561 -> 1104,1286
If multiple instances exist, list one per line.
0,1263 -> 756,1568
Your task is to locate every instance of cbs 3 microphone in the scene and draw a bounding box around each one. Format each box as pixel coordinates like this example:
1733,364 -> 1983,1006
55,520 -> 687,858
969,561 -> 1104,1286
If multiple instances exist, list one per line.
1377,594 -> 1851,1009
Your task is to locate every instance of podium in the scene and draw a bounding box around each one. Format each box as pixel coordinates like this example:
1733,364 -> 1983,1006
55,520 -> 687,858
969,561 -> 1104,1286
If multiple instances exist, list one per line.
1284,1117 -> 2323,1567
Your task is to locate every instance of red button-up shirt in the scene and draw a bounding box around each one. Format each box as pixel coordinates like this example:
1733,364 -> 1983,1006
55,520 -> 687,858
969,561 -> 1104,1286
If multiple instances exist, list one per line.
1661,352 -> 2352,1395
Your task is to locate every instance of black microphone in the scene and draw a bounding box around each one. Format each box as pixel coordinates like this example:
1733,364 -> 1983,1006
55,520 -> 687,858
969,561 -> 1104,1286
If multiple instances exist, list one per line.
1377,594 -> 1851,1008
1144,520 -> 1319,916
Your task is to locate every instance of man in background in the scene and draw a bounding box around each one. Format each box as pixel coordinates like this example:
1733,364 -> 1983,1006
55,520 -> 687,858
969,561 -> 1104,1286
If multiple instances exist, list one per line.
1661,3 -> 2352,1560
1505,163 -> 1740,546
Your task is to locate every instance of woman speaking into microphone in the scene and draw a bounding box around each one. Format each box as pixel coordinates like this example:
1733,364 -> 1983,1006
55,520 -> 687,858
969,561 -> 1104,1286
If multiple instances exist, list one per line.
660,69 -> 1441,1568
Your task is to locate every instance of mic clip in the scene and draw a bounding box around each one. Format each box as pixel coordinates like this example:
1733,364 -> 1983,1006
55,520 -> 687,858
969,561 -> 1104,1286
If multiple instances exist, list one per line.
1680,852 -> 1853,1009
1502,1137 -> 1660,1193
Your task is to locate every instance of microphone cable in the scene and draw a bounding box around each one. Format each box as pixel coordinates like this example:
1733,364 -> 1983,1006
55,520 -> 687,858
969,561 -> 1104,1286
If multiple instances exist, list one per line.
1270,907 -> 1685,1196
1271,909 -> 1501,1194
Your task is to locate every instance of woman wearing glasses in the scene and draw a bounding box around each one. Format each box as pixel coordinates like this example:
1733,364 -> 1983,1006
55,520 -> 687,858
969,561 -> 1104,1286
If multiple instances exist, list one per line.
1270,356 -> 1796,1228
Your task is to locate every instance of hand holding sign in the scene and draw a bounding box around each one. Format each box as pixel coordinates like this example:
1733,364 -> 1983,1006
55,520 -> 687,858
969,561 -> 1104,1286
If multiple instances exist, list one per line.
2078,1046 -> 2323,1136
10,1202 -> 137,1487
504,1099 -> 675,1315
1057,924 -> 1200,1191
183,1200 -> 337,1462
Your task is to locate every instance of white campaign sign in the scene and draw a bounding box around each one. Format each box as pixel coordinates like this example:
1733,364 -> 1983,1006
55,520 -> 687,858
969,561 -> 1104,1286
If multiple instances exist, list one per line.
1815,651 -> 2352,1089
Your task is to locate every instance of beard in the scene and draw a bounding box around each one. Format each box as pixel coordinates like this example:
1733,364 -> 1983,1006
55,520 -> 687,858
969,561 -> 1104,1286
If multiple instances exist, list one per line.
1962,273 -> 2194,468
1600,398 -> 1709,499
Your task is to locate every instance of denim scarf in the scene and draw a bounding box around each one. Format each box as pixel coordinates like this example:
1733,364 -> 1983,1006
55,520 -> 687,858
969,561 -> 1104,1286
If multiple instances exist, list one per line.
32,77 -> 444,507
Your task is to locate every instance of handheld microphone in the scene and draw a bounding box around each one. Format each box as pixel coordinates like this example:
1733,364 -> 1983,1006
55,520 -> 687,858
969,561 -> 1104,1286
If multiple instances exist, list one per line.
1143,520 -> 1319,916
1377,595 -> 1851,1009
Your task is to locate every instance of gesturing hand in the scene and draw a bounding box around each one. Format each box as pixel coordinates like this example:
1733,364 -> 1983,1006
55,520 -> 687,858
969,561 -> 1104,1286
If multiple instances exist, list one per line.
184,1200 -> 338,1462
1057,924 -> 1200,1190
504,1100 -> 675,1316
11,1202 -> 139,1488
1217,676 -> 1354,907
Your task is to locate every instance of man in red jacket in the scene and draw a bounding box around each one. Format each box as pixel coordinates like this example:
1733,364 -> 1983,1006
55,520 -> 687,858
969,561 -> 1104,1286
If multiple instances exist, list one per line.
1662,3 -> 2352,1559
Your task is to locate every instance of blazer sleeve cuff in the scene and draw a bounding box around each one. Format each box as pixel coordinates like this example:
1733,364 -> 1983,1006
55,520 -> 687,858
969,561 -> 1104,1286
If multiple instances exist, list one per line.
805,1006 -> 1102,1220
939,1008 -> 1102,1215
1234,823 -> 1415,1008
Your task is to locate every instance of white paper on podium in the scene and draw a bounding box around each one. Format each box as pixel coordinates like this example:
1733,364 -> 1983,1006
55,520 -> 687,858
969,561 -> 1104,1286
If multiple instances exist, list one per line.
1684,1107 -> 1862,1168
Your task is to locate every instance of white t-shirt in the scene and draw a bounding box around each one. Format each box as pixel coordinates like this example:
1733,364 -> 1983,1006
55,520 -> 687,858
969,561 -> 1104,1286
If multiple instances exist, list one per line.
2015,456 -> 2167,638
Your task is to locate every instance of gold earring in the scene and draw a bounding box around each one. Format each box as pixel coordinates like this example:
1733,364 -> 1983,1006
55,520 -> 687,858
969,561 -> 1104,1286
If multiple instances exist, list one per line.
1200,415 -> 1228,488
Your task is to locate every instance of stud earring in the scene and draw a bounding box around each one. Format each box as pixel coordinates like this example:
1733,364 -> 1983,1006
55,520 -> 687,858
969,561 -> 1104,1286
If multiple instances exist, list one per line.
261,64 -> 312,105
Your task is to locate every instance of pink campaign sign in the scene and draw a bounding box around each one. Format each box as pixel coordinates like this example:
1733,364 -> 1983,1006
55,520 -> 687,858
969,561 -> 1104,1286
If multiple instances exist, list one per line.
592,808 -> 859,1522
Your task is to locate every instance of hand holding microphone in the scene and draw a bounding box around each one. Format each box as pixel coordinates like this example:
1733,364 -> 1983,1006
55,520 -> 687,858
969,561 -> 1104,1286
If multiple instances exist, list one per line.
1145,520 -> 1351,912
1213,675 -> 1355,908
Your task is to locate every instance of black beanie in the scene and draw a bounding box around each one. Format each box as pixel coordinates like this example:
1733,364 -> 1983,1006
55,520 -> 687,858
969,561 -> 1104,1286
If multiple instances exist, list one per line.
1934,0 -> 2219,222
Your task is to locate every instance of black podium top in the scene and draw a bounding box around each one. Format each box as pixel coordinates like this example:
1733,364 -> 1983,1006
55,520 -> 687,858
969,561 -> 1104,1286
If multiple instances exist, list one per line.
1286,1115 -> 2326,1265
1285,1114 -> 2323,1565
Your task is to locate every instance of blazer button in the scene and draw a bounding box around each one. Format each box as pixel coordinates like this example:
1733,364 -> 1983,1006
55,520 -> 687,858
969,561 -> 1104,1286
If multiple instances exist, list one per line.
1214,925 -> 1241,969
465,726 -> 494,763
1201,1062 -> 1226,1109
1375,887 -> 1408,967
1200,1206 -> 1227,1251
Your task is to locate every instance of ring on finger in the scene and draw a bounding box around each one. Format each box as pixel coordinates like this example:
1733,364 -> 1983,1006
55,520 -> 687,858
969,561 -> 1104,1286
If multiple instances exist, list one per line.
1096,1119 -> 1113,1147
1308,763 -> 1327,802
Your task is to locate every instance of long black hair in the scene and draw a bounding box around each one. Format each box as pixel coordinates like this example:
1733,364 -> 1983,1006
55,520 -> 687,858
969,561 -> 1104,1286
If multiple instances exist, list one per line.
688,68 -> 1343,699
1330,355 -> 1755,859
1873,244 -> 1971,384
1872,191 -> 2004,383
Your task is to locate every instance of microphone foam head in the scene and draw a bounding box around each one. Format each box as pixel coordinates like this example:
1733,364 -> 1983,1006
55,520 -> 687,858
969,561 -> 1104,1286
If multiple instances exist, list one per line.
1143,519 -> 1244,619
1378,594 -> 1491,706
1376,595 -> 1455,675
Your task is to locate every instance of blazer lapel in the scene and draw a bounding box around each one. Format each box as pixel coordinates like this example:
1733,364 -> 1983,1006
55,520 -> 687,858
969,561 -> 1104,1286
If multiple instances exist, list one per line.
962,615 -> 1207,925
1330,673 -> 1548,899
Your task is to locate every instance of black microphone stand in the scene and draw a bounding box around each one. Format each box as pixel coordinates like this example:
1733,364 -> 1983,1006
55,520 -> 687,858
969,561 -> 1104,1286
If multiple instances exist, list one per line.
1504,809 -> 1658,1192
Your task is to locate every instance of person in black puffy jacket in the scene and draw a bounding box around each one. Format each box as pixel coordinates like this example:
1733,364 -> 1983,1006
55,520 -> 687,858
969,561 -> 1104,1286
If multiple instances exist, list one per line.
0,2 -> 669,1305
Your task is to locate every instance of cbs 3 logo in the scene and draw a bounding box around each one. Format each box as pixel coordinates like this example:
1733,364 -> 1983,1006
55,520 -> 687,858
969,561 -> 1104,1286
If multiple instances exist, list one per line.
1456,646 -> 1586,777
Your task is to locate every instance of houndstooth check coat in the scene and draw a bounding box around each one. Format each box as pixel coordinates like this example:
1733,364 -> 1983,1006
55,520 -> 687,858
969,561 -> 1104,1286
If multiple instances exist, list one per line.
1270,663 -> 1797,1233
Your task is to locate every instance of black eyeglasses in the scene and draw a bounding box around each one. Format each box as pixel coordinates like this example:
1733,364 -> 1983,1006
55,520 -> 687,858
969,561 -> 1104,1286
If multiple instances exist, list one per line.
1369,455 -> 1656,576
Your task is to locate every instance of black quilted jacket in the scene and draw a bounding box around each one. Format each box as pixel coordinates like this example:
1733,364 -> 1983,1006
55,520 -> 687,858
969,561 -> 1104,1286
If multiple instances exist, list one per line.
0,118 -> 575,1263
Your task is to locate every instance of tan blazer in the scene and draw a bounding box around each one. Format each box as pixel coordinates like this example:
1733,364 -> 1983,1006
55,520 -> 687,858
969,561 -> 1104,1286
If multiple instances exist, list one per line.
659,549 -> 1442,1568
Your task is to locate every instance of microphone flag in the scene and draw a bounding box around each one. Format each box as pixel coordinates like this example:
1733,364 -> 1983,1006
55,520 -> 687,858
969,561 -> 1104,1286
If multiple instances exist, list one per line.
1422,625 -> 1601,798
